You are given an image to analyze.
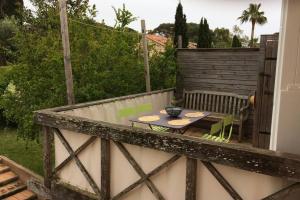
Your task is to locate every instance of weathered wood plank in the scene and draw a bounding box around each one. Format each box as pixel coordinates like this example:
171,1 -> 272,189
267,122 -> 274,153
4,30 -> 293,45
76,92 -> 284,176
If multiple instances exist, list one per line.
202,161 -> 242,200
101,139 -> 110,200
35,111 -> 300,181
261,182 -> 300,200
185,158 -> 197,200
43,126 -> 52,189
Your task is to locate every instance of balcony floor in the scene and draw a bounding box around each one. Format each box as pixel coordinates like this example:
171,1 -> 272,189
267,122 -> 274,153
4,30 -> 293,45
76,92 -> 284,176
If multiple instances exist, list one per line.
183,127 -> 253,148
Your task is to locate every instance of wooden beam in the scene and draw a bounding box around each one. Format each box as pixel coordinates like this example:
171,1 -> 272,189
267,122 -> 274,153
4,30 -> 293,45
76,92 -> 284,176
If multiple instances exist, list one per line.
59,0 -> 75,105
101,139 -> 110,200
178,35 -> 183,49
141,19 -> 151,92
43,126 -> 52,189
112,155 -> 180,200
53,136 -> 97,175
261,183 -> 300,200
114,142 -> 165,200
202,161 -> 242,200
35,111 -> 300,181
185,158 -> 197,200
54,129 -> 103,198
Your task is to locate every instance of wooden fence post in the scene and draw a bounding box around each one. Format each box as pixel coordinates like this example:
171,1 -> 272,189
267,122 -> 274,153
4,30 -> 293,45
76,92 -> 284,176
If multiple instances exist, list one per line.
185,158 -> 197,200
178,35 -> 183,49
175,35 -> 183,101
59,0 -> 75,105
141,20 -> 151,93
101,139 -> 110,200
43,126 -> 52,189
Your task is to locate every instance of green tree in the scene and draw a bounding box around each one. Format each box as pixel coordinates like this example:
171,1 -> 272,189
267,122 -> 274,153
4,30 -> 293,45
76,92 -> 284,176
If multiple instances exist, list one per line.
232,35 -> 242,47
0,17 -> 18,66
150,41 -> 176,90
151,23 -> 198,43
113,4 -> 137,31
197,18 -> 212,48
212,28 -> 232,48
0,0 -> 175,140
0,0 -> 23,20
174,3 -> 188,48
238,3 -> 267,47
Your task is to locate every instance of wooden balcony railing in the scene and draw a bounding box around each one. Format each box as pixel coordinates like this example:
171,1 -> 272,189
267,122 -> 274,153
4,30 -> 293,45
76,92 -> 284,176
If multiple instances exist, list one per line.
34,89 -> 300,200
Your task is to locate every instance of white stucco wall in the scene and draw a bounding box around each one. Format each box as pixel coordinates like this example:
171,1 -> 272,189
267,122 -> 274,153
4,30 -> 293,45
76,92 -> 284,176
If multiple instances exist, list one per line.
270,0 -> 300,154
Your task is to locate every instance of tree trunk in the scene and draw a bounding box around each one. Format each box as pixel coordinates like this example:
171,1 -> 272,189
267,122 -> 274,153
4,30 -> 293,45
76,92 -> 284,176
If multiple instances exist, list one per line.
250,21 -> 256,47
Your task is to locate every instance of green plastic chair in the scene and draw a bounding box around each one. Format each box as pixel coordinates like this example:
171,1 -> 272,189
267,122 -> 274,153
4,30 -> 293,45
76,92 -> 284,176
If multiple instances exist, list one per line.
151,125 -> 170,132
221,115 -> 234,143
202,121 -> 223,140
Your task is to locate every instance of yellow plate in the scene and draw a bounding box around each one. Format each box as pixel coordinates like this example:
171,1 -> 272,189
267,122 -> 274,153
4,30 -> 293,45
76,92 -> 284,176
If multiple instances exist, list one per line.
185,112 -> 205,118
138,115 -> 160,122
168,119 -> 191,126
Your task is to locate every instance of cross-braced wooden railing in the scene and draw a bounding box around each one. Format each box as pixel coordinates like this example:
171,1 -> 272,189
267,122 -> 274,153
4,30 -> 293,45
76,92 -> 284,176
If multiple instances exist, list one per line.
36,107 -> 300,200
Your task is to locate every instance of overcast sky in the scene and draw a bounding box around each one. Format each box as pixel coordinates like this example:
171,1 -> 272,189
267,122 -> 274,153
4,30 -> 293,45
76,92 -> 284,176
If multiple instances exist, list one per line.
24,0 -> 282,37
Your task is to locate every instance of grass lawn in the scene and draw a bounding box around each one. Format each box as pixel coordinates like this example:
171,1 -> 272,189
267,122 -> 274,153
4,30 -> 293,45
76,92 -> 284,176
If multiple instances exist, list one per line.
0,128 -> 44,175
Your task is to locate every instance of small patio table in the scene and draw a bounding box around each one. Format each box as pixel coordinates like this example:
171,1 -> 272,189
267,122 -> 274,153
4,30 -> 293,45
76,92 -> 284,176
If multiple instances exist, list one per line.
130,109 -> 210,134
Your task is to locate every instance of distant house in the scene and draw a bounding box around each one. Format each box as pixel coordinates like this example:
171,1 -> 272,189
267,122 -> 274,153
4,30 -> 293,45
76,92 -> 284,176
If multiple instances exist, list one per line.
146,34 -> 169,53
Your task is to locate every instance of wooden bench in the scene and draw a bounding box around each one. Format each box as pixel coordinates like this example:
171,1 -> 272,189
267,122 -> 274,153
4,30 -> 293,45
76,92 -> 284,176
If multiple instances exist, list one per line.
182,90 -> 251,142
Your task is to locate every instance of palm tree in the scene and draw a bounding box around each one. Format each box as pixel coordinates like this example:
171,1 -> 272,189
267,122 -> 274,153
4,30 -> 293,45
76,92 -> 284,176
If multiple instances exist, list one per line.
238,3 -> 267,47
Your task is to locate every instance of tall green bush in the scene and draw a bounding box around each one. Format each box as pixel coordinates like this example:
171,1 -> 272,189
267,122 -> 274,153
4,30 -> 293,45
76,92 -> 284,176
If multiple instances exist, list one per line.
0,0 -> 176,139
197,18 -> 212,48
174,3 -> 188,48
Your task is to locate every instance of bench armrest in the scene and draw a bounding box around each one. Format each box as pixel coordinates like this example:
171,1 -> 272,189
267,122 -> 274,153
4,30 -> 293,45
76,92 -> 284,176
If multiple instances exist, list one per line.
239,102 -> 250,121
172,98 -> 184,107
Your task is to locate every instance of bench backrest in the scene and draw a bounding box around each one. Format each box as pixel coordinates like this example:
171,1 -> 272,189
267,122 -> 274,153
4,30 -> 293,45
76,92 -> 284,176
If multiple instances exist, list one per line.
183,90 -> 249,117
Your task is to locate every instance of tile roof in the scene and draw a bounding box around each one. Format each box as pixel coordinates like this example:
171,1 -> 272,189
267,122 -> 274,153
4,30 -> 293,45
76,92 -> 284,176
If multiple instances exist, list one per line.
146,34 -> 168,46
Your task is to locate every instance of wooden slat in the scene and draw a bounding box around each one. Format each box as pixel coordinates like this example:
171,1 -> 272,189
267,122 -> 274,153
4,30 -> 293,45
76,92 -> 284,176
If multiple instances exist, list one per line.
216,95 -> 220,113
233,97 -> 237,117
204,93 -> 208,111
114,142 -> 165,200
224,96 -> 228,113
237,99 -> 241,116
261,182 -> 300,200
202,161 -> 242,200
195,93 -> 200,110
4,190 -> 37,200
228,96 -> 233,114
220,95 -> 224,113
200,93 -> 204,110
101,139 -> 110,200
0,164 -> 10,174
209,94 -> 212,112
185,158 -> 197,200
185,93 -> 189,108
192,93 -> 197,110
212,95 -> 216,112
189,94 -> 193,109
0,181 -> 26,199
0,172 -> 18,187
43,126 -> 52,189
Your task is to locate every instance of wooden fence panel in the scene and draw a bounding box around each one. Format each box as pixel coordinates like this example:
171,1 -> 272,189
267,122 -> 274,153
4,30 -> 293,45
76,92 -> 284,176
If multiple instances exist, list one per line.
177,48 -> 263,139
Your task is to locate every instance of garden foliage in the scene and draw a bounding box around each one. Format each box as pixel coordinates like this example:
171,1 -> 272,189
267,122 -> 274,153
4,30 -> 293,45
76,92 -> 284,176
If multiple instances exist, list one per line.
0,0 -> 176,139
